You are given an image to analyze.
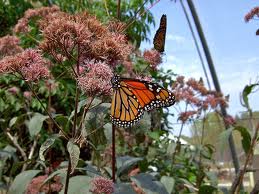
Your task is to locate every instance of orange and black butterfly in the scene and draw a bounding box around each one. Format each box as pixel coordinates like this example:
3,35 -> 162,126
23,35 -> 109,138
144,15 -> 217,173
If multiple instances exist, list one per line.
110,74 -> 175,127
153,14 -> 167,53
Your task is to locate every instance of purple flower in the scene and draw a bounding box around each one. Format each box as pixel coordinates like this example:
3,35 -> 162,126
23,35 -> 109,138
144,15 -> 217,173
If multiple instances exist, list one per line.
78,60 -> 113,96
90,176 -> 114,194
143,49 -> 162,70
0,49 -> 50,81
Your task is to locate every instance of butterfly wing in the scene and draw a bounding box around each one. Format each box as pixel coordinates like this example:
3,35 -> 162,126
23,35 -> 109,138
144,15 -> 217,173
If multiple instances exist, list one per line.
153,14 -> 167,53
122,79 -> 175,111
111,75 -> 175,128
111,81 -> 144,128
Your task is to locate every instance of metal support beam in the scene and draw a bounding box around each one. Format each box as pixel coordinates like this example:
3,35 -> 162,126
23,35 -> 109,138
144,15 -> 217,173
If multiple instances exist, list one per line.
186,0 -> 241,175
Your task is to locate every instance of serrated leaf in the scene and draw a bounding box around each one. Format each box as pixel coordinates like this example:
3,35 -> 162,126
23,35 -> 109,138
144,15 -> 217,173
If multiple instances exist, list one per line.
39,135 -> 59,161
234,126 -> 251,154
67,140 -> 80,174
9,170 -> 41,194
116,156 -> 143,177
161,176 -> 175,193
59,175 -> 92,194
28,113 -> 48,137
130,173 -> 168,194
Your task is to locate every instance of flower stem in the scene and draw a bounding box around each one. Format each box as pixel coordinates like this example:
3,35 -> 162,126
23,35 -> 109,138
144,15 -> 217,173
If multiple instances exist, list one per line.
112,124 -> 116,182
64,156 -> 71,194
25,79 -> 69,139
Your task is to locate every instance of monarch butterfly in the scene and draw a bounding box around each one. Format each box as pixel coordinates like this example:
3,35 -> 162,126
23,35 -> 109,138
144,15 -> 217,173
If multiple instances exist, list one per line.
111,74 -> 175,128
153,14 -> 167,53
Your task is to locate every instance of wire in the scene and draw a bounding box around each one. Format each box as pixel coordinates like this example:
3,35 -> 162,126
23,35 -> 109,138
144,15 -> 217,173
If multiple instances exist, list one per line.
179,0 -> 212,90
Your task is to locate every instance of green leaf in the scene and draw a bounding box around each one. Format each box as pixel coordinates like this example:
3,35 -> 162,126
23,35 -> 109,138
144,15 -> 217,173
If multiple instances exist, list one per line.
130,173 -> 168,194
161,176 -> 175,194
116,156 -> 143,177
242,83 -> 259,109
103,123 -> 112,144
28,113 -> 48,137
59,175 -> 91,194
198,185 -> 217,194
147,131 -> 161,140
39,134 -> 59,161
85,102 -> 110,129
234,126 -> 251,154
9,117 -> 18,128
9,170 -> 41,194
114,183 -> 136,194
67,140 -> 80,174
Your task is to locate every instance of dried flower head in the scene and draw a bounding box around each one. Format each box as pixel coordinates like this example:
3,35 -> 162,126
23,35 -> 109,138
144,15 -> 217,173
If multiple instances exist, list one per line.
90,176 -> 114,194
143,49 -> 162,70
77,60 -> 113,96
40,11 -> 132,68
173,76 -> 228,122
0,35 -> 23,59
0,49 -> 50,81
245,6 -> 259,22
14,5 -> 60,34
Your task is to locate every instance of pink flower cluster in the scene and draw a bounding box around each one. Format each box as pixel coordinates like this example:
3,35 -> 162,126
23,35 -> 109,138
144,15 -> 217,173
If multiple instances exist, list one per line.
26,175 -> 63,194
0,35 -> 23,59
143,49 -> 162,70
0,49 -> 50,81
39,11 -> 132,67
173,76 -> 228,122
90,176 -> 114,194
14,5 -> 60,33
77,60 -> 113,96
245,7 -> 259,22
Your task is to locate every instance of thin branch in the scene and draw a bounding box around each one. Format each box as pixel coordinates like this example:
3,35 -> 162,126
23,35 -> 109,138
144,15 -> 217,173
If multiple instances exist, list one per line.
24,78 -> 69,139
112,124 -> 116,182
78,97 -> 95,133
117,0 -> 121,20
6,130 -> 28,171
28,137 -> 38,160
103,0 -> 110,16
64,157 -> 71,194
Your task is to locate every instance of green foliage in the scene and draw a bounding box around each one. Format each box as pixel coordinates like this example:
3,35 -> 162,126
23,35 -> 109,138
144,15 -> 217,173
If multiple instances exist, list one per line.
8,170 -> 41,194
0,0 -> 32,36
67,140 -> 80,173
59,175 -> 92,193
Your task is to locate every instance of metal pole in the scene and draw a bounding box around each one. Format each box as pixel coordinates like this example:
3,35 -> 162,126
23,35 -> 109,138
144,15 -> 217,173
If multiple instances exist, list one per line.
186,0 -> 241,174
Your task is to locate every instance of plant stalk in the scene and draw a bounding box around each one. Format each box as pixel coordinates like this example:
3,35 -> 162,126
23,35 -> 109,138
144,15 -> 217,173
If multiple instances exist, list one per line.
64,157 -> 72,194
112,124 -> 116,182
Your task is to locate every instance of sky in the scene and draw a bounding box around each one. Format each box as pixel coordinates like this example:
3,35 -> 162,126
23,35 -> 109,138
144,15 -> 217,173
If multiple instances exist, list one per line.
141,0 -> 259,135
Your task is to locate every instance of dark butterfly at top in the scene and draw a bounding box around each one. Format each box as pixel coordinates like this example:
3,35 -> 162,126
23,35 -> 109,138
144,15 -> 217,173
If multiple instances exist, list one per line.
153,14 -> 167,53
110,75 -> 175,128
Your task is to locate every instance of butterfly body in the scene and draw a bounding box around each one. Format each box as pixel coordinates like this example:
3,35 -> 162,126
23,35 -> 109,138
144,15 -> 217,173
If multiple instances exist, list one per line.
153,14 -> 167,53
111,74 -> 175,127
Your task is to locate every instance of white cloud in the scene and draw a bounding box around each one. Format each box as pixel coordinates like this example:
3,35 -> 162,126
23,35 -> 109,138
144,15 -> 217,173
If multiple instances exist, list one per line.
167,34 -> 186,44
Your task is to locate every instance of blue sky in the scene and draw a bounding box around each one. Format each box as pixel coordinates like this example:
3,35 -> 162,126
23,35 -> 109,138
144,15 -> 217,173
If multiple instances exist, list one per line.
141,0 -> 259,135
